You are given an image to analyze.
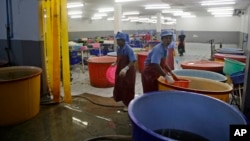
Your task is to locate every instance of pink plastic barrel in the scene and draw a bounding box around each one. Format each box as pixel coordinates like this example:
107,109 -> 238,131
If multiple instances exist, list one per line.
88,56 -> 117,88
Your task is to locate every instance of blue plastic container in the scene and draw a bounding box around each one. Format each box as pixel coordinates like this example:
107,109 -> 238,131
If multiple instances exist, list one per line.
217,49 -> 244,55
70,56 -> 81,65
230,71 -> 245,85
173,69 -> 227,82
128,91 -> 247,141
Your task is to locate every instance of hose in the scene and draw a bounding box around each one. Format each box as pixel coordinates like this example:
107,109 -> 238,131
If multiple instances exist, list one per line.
72,95 -> 123,108
83,135 -> 132,141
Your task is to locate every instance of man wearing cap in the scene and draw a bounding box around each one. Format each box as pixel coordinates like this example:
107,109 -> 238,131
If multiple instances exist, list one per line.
112,32 -> 137,111
141,30 -> 178,93
178,30 -> 186,56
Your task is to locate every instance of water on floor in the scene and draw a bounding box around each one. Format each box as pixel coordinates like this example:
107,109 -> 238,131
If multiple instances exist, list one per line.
0,43 -> 240,141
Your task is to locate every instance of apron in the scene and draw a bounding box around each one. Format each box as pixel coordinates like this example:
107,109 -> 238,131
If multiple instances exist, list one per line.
166,48 -> 174,70
113,55 -> 136,106
141,59 -> 166,93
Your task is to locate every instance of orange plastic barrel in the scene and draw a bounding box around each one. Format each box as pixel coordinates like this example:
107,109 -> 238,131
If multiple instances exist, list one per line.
137,52 -> 149,73
0,66 -> 42,126
88,56 -> 117,88
213,53 -> 246,63
158,76 -> 232,102
181,60 -> 224,73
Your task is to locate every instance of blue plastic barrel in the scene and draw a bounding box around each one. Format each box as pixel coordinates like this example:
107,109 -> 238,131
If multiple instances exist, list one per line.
173,69 -> 227,82
128,91 -> 247,141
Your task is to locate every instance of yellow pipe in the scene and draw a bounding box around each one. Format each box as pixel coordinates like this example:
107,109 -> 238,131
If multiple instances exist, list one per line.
46,1 -> 54,94
39,1 -> 51,95
60,0 -> 72,103
51,0 -> 61,102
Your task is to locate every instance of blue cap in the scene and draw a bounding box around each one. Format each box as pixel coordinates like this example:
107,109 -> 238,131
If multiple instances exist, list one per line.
180,30 -> 184,35
115,32 -> 127,40
161,30 -> 173,37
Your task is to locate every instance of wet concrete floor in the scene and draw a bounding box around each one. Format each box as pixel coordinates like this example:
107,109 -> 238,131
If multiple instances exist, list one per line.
0,97 -> 132,141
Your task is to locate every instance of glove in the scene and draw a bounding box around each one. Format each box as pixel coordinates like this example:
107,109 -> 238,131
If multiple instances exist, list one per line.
165,74 -> 174,84
119,66 -> 129,77
111,62 -> 117,66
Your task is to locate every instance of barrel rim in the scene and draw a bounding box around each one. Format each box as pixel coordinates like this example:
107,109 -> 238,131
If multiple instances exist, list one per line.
128,91 -> 248,140
0,66 -> 42,83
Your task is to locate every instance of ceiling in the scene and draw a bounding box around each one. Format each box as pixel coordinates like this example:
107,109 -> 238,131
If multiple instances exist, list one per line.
67,0 -> 250,22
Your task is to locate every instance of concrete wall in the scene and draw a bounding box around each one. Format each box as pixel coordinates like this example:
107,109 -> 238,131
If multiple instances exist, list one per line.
68,16 -> 244,45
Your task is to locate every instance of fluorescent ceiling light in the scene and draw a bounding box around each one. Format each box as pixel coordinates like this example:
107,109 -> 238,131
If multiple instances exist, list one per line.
68,11 -> 82,15
115,0 -> 142,2
67,3 -> 84,8
182,15 -> 196,18
173,12 -> 191,16
91,17 -> 102,20
214,15 -> 232,17
162,10 -> 183,13
98,8 -> 114,12
201,0 -> 235,6
94,13 -> 107,17
130,19 -> 139,22
145,6 -> 170,9
107,17 -> 114,20
71,15 -> 82,18
207,7 -> 234,12
163,22 -> 176,25
128,16 -> 139,20
211,12 -> 233,15
123,11 -> 140,15
122,18 -> 130,21
144,4 -> 170,9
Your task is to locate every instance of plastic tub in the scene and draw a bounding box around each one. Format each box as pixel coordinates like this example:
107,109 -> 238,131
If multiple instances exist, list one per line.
230,71 -> 244,85
137,52 -> 148,73
88,56 -> 117,88
128,91 -> 247,141
216,48 -> 244,55
173,69 -> 227,82
107,52 -> 117,57
223,58 -> 245,75
0,66 -> 42,126
180,60 -> 224,73
213,53 -> 246,63
158,76 -> 232,102
165,79 -> 190,88
172,79 -> 190,88
106,65 -> 117,85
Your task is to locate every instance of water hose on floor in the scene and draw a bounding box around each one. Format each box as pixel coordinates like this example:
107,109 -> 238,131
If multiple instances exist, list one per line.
72,95 -> 124,108
83,135 -> 132,141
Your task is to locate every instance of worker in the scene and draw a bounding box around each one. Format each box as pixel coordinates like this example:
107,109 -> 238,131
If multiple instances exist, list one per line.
141,30 -> 178,93
178,30 -> 186,56
112,32 -> 137,111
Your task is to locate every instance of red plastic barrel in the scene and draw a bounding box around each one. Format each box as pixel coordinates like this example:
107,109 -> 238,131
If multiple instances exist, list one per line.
88,56 -> 117,88
213,53 -> 246,63
181,60 -> 224,73
137,52 -> 149,73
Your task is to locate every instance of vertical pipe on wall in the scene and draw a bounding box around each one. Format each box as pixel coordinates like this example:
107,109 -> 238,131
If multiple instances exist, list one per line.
5,0 -> 13,65
60,0 -> 72,103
